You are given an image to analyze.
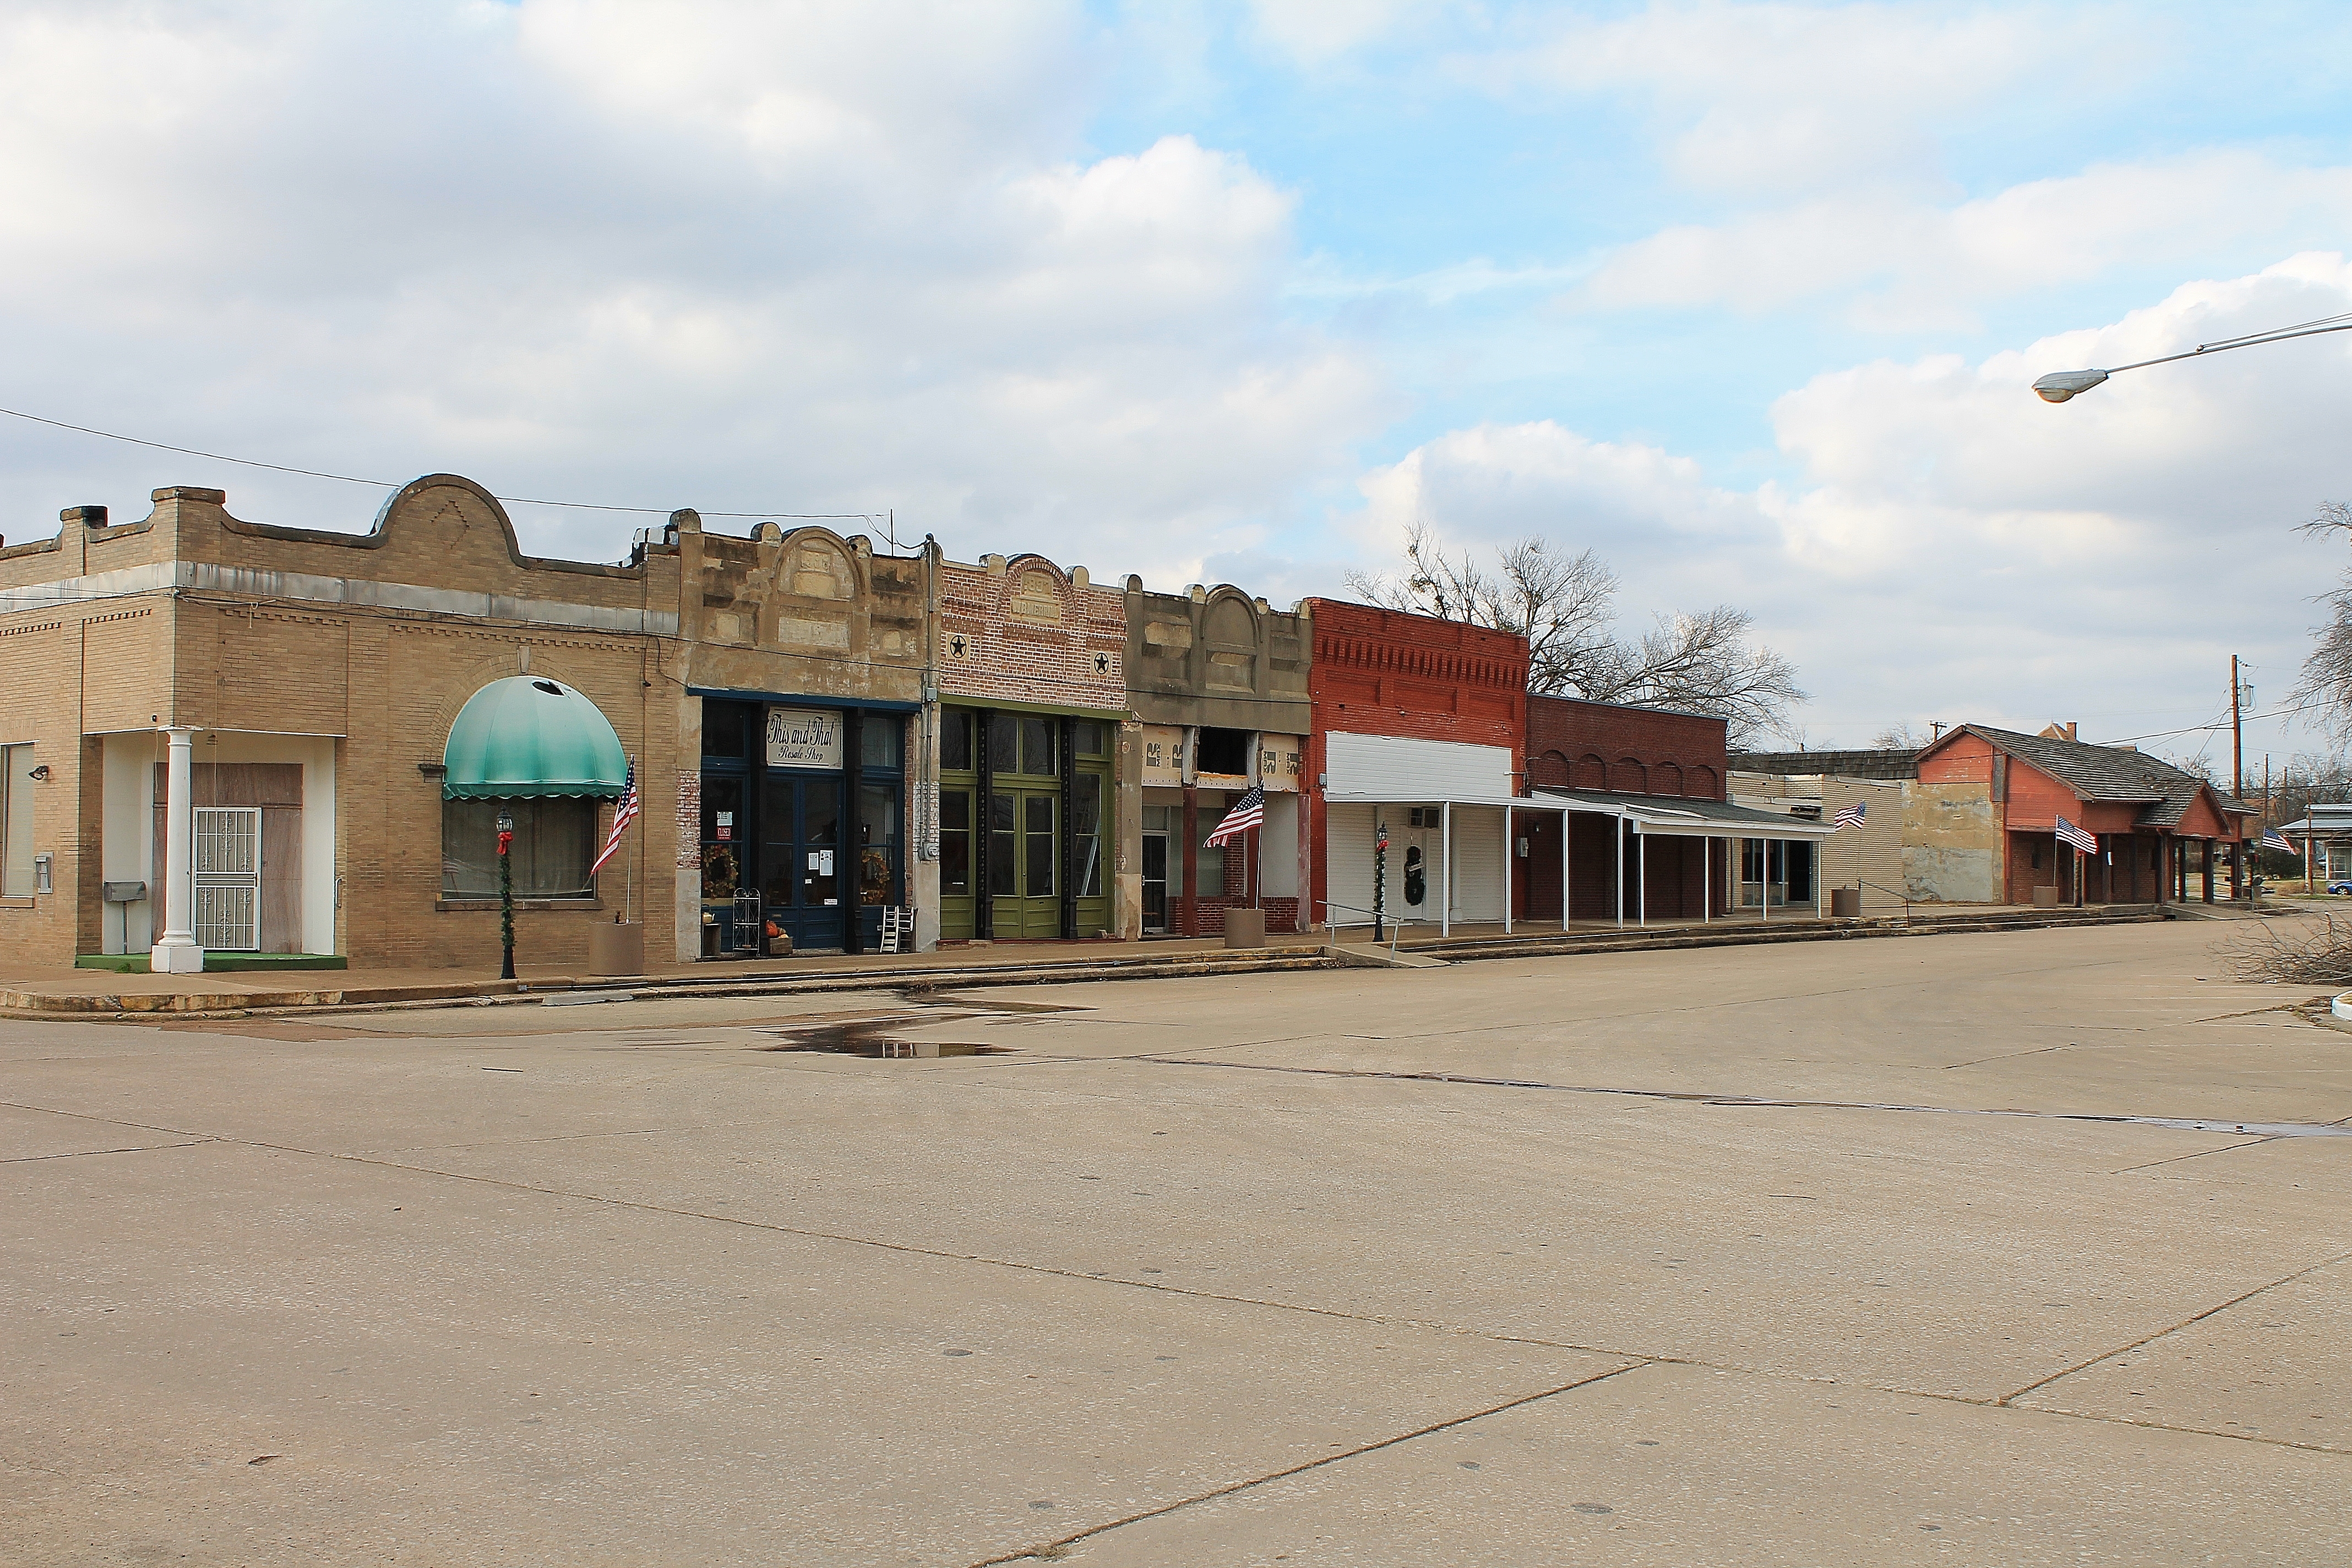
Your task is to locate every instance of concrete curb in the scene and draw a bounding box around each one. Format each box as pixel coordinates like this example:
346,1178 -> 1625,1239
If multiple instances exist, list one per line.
2332,990 -> 2352,1023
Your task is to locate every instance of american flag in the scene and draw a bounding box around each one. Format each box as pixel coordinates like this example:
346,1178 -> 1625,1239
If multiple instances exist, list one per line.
2262,827 -> 2296,854
590,759 -> 640,875
2055,814 -> 2097,856
1832,799 -> 1866,831
1205,784 -> 1266,846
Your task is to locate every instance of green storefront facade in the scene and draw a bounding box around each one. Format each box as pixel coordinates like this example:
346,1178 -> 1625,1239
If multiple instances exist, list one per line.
937,700 -> 1115,940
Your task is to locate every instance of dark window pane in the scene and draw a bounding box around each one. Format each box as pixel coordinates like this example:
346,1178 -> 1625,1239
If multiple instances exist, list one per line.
863,717 -> 901,771
443,798 -> 596,899
1020,717 -> 1054,777
941,786 -> 970,896
803,781 -> 839,846
700,776 -> 744,844
988,715 -> 1017,773
761,777 -> 796,845
1071,773 -> 1101,837
701,704 -> 747,759
860,784 -> 898,845
1075,720 -> 1105,757
989,792 -> 1015,896
940,710 -> 972,772
1025,794 -> 1054,896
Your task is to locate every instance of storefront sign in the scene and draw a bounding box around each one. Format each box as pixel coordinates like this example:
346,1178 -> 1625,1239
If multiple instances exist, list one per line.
1141,725 -> 1185,787
1259,733 -> 1304,792
765,707 -> 843,769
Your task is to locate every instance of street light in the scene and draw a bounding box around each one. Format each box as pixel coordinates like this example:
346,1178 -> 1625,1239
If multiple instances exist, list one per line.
2034,310 -> 2352,402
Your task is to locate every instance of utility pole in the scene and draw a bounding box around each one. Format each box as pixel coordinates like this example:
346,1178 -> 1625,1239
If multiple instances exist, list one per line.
2230,655 -> 2245,800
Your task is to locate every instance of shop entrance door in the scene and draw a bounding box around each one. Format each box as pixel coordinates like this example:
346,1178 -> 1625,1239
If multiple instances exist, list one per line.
989,788 -> 1061,939
759,775 -> 842,952
1141,805 -> 1170,933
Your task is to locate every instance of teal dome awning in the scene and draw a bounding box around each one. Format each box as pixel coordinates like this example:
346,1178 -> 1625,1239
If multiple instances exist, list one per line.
442,677 -> 628,800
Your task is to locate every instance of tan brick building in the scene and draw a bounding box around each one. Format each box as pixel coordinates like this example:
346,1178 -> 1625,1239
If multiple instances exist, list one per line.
0,475 -> 933,972
934,553 -> 1131,941
1125,581 -> 1310,934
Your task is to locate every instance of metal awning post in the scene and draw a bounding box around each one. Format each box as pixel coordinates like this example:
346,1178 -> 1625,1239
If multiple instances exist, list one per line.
1440,800 -> 1452,938
1637,826 -> 1647,926
1762,840 -> 1770,923
1702,834 -> 1710,923
1502,804 -> 1513,934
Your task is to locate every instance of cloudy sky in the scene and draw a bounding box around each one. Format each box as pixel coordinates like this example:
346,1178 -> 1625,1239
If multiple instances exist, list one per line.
5,1 -> 2351,766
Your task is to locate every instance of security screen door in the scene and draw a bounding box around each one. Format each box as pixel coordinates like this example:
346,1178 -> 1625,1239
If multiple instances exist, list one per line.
193,806 -> 261,950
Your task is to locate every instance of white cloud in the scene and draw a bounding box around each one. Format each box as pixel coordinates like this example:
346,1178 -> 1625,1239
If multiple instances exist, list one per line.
0,1 -> 1385,586
1246,0 -> 1461,65
1465,0 -> 2115,195
1332,257 -> 2352,745
1580,152 -> 2352,326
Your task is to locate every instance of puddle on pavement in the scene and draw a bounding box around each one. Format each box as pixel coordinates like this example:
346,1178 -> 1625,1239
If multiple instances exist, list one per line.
1138,1058 -> 2352,1137
754,998 -> 1085,1059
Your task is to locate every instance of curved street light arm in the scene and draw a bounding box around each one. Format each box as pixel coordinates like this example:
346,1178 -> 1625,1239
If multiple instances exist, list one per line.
2035,313 -> 2352,401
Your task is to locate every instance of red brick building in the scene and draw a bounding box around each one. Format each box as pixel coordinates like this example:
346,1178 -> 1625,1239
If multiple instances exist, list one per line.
1520,694 -> 1735,922
1303,601 -> 1529,934
1915,724 -> 2256,904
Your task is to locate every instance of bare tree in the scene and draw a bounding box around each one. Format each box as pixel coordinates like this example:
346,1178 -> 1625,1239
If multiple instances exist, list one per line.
2294,500 -> 2352,734
1346,525 -> 1806,745
1869,721 -> 1930,750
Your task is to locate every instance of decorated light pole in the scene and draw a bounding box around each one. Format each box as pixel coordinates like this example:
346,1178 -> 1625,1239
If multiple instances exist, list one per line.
1373,820 -> 1389,943
497,809 -> 516,980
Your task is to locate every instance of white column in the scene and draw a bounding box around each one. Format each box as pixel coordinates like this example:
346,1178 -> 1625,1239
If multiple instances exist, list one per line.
1560,809 -> 1572,929
150,727 -> 204,974
1637,829 -> 1647,926
1440,801 -> 1452,937
1502,804 -> 1513,934
1762,840 -> 1770,923
1614,810 -> 1624,927
1703,835 -> 1711,923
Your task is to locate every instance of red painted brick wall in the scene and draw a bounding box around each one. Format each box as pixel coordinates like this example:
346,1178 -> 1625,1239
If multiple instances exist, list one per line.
1302,599 -> 1529,928
1526,693 -> 1727,801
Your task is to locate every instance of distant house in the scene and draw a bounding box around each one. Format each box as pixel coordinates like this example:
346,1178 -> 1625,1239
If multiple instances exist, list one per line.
1915,723 -> 2255,903
2273,802 -> 2352,886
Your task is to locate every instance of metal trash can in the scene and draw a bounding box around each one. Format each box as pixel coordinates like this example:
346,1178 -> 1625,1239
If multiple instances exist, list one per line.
1830,887 -> 1861,918
1223,907 -> 1266,949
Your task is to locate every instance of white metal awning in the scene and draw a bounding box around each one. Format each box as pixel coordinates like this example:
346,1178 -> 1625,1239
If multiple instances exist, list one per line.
1530,788 -> 1840,840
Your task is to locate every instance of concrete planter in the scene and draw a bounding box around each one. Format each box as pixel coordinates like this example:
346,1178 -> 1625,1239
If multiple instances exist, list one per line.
1223,907 -> 1266,949
587,921 -> 644,977
2030,885 -> 2062,908
1830,887 -> 1862,918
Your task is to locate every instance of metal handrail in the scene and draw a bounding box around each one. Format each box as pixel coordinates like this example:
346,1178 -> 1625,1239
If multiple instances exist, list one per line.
1320,899 -> 1427,955
1853,879 -> 1913,922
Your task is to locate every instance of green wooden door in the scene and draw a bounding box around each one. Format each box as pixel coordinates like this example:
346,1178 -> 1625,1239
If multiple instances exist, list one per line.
989,788 -> 1061,938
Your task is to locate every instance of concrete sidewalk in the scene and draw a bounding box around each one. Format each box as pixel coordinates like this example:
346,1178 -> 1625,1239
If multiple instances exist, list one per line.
1,901 -> 2217,1019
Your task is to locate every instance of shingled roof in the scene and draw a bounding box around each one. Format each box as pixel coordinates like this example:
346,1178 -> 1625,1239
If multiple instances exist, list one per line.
1964,724 -> 2247,829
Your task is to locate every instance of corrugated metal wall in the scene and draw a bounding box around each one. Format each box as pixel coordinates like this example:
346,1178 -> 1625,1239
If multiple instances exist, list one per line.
1326,801 -> 1376,924
1447,805 -> 1507,923
1325,732 -> 1514,799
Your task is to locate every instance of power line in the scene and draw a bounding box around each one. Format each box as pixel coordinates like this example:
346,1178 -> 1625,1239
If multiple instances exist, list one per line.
0,404 -> 883,523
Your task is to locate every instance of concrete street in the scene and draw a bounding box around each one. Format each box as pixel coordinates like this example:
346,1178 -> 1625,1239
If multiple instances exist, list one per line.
4,921 -> 2347,1565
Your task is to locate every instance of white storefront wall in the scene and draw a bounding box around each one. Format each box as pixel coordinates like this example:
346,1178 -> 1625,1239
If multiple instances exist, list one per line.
1322,728 -> 1521,930
100,729 -> 339,955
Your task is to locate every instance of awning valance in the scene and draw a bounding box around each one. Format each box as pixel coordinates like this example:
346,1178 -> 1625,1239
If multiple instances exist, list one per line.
442,677 -> 627,800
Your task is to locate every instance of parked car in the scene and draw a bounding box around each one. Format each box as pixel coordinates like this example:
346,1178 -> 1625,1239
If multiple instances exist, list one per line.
2329,880 -> 2352,896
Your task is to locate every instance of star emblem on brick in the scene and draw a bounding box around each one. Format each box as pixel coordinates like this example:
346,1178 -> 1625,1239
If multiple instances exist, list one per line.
1094,653 -> 1109,672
